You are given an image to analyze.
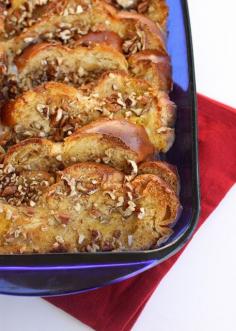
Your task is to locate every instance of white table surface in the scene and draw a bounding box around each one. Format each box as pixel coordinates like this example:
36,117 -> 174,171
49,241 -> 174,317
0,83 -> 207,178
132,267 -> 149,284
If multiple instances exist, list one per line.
0,1 -> 236,330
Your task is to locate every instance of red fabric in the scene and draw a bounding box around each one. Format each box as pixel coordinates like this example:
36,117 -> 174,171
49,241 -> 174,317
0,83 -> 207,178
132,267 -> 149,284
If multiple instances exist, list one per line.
47,95 -> 236,331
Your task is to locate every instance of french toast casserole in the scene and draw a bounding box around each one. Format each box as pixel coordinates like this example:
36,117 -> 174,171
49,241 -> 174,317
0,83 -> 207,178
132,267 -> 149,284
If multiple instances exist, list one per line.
0,0 -> 182,254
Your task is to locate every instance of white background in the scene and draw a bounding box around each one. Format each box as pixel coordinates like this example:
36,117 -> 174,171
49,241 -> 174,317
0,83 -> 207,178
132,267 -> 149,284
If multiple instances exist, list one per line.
0,0 -> 236,330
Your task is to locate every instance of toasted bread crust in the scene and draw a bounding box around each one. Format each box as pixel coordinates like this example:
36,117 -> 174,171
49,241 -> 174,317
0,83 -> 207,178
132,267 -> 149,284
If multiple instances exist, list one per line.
139,161 -> 180,194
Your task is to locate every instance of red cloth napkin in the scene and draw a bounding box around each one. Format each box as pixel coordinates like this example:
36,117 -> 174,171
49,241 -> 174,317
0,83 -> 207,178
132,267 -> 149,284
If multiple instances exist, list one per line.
47,95 -> 236,331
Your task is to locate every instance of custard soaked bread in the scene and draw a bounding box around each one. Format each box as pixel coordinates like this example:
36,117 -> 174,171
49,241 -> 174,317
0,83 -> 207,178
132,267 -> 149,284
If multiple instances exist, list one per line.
0,0 -> 181,253
15,43 -> 128,92
2,73 -> 175,151
0,163 -> 180,253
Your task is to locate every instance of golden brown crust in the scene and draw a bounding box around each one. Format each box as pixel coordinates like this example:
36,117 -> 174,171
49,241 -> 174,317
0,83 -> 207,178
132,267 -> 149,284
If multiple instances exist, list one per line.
129,50 -> 172,92
74,119 -> 155,162
1,81 -> 83,128
139,161 -> 180,195
0,0 -> 169,106
75,31 -> 123,52
116,9 -> 165,45
0,162 -> 180,253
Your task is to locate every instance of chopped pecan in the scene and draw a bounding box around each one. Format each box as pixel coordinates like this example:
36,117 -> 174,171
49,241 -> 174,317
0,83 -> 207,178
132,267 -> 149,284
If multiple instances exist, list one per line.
91,229 -> 100,241
113,230 -> 121,239
1,185 -> 17,197
102,240 -> 114,251
56,213 -> 70,225
137,0 -> 149,13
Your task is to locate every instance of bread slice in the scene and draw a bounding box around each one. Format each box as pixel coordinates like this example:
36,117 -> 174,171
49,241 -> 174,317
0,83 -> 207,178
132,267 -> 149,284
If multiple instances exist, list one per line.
0,162 -> 180,253
139,161 -> 180,195
2,42 -> 128,100
3,120 -> 154,172
2,72 -> 175,151
74,31 -> 123,52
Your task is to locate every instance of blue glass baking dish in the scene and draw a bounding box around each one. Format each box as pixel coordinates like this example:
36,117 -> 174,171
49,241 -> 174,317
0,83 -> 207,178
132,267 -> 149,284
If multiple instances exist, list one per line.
0,0 -> 200,296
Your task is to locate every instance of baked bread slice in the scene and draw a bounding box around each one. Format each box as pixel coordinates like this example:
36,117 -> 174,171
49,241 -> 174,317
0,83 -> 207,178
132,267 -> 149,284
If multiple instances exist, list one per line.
139,161 -> 180,195
16,42 -> 128,84
1,72 -> 175,151
2,42 -> 128,99
3,120 -> 154,173
73,31 -> 123,52
0,162 -> 180,253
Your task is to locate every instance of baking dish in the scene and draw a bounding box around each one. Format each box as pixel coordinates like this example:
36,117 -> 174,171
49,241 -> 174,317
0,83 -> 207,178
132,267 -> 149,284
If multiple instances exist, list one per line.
0,0 -> 200,296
